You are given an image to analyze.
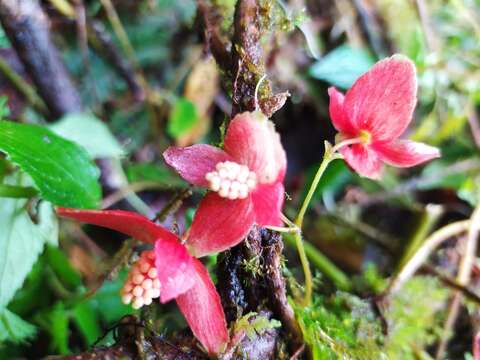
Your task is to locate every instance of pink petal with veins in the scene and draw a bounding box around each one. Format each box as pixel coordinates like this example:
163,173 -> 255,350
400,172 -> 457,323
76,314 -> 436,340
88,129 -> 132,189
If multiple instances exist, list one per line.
328,87 -> 356,135
187,192 -> 255,257
176,258 -> 229,355
154,238 -> 196,303
56,208 -> 178,244
344,55 -> 417,141
224,112 -> 287,184
340,144 -> 383,179
163,144 -> 232,187
373,140 -> 440,167
251,182 -> 285,227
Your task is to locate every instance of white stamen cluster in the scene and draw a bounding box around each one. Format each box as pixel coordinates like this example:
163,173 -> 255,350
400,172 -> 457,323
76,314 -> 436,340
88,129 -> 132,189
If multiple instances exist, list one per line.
121,250 -> 161,309
205,161 -> 257,199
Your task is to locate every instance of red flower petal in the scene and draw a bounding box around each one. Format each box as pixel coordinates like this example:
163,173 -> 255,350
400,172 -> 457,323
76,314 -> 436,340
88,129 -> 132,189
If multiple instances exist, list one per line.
344,55 -> 417,141
340,144 -> 383,179
163,145 -> 232,187
373,140 -> 440,167
251,182 -> 284,226
224,112 -> 287,184
154,238 -> 196,303
56,208 -> 178,244
187,192 -> 255,257
176,258 -> 229,355
328,87 -> 356,135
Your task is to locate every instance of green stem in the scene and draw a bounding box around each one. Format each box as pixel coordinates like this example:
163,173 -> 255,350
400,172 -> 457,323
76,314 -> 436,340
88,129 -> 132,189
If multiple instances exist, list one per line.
285,233 -> 351,292
0,184 -> 38,198
292,139 -> 360,305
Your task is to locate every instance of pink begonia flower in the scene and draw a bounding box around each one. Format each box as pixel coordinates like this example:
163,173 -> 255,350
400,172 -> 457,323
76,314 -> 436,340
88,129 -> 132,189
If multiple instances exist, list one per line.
163,111 -> 287,257
328,55 -> 440,179
56,208 -> 228,355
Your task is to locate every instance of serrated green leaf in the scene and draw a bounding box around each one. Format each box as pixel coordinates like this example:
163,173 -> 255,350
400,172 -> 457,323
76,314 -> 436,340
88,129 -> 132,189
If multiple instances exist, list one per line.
0,308 -> 36,344
0,194 -> 58,308
167,98 -> 199,139
309,45 -> 375,89
50,113 -> 124,159
0,120 -> 101,208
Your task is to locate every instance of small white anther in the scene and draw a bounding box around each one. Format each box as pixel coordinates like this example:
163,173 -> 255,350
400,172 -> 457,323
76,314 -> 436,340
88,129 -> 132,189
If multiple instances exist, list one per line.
132,297 -> 144,309
121,293 -> 133,305
132,285 -> 144,297
151,288 -> 161,298
142,278 -> 153,290
147,268 -> 157,278
132,274 -> 144,285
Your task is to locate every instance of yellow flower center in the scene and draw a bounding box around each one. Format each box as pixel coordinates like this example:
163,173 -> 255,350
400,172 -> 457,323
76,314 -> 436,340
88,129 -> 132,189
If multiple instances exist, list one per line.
359,130 -> 372,145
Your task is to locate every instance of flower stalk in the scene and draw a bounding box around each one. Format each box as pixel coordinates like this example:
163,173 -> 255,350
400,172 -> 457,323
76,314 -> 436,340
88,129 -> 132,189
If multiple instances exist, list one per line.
292,139 -> 356,305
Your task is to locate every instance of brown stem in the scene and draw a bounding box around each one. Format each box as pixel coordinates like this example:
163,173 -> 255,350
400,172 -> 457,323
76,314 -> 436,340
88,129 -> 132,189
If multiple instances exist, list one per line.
88,20 -> 146,102
231,0 -> 269,116
0,0 -> 82,118
262,229 -> 304,352
197,0 -> 232,72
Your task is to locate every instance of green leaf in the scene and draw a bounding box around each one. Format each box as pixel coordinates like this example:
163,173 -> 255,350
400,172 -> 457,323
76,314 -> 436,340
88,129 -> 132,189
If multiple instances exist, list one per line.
0,120 -> 101,208
45,246 -> 82,289
91,270 -> 133,324
0,196 -> 58,308
50,113 -> 125,159
309,45 -> 375,89
167,98 -> 199,139
72,302 -> 102,346
47,302 -> 70,354
126,163 -> 187,189
0,308 -> 36,344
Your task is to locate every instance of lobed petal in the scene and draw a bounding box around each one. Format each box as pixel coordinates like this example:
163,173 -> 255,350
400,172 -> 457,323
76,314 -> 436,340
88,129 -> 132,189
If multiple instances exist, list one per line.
163,144 -> 232,187
340,144 -> 383,179
187,192 -> 255,257
251,182 -> 285,227
154,238 -> 196,303
176,258 -> 229,355
372,139 -> 440,168
56,208 -> 178,244
328,87 -> 356,135
224,112 -> 287,184
344,55 -> 417,141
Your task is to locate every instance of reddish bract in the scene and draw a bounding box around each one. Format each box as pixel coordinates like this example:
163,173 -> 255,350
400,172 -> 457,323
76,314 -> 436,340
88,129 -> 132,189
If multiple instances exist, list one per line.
164,111 -> 287,257
328,55 -> 440,179
56,207 -> 228,355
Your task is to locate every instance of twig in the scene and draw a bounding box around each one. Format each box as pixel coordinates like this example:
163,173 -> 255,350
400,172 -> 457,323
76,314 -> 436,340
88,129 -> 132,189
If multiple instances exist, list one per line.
397,204 -> 444,271
436,204 -> 480,359
422,265 -> 480,306
467,102 -> 480,148
99,0 -> 138,69
154,187 -> 193,222
414,0 -> 439,53
0,57 -> 49,116
351,0 -> 391,57
101,181 -> 167,209
88,20 -> 146,102
385,220 -> 471,296
0,0 -> 83,118
197,0 -> 232,71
